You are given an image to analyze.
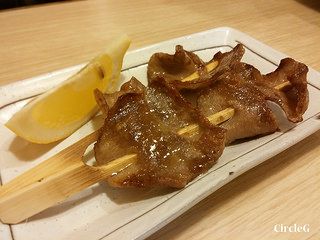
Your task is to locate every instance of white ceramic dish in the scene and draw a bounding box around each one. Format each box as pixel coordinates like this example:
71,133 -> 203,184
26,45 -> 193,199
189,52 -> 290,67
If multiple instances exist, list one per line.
1,27 -> 320,240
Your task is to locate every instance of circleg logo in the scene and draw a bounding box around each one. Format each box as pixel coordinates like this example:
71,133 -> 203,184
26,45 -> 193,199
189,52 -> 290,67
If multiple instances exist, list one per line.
273,224 -> 310,233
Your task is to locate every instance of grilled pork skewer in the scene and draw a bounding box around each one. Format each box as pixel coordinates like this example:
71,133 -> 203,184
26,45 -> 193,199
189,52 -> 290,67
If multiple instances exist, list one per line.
0,105 -> 234,224
0,59 -> 292,224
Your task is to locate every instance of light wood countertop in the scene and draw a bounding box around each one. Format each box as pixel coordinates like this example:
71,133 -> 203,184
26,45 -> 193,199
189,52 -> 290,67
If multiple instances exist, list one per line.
0,0 -> 319,239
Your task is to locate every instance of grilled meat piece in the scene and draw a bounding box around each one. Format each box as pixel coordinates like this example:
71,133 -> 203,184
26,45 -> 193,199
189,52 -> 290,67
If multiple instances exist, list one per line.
197,58 -> 308,143
229,59 -> 308,123
263,58 -> 308,122
147,44 -> 245,90
147,45 -> 205,84
235,59 -> 308,123
197,73 -> 278,144
94,77 -> 226,188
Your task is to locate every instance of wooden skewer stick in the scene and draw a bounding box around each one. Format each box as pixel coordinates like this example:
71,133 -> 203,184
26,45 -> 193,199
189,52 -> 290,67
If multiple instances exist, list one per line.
0,106 -> 234,224
182,61 -> 219,82
181,61 -> 292,90
178,108 -> 234,136
274,81 -> 291,90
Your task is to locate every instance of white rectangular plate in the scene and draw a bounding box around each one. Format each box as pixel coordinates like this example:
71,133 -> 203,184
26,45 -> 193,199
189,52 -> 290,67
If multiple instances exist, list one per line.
1,27 -> 320,240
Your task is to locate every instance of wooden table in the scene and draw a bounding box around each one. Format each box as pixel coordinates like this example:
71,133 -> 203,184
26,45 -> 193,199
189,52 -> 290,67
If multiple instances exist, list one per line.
0,0 -> 319,239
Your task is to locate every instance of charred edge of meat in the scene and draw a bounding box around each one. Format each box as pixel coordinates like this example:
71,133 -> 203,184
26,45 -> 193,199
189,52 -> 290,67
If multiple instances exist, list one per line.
94,89 -> 109,116
263,58 -> 309,122
94,77 -> 145,115
147,45 -> 205,84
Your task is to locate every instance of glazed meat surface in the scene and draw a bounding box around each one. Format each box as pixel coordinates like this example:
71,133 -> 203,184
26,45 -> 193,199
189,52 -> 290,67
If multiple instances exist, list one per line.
197,74 -> 278,144
94,78 -> 226,188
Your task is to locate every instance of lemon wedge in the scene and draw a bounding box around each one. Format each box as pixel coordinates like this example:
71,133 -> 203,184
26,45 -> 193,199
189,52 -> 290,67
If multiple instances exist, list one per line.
6,35 -> 131,144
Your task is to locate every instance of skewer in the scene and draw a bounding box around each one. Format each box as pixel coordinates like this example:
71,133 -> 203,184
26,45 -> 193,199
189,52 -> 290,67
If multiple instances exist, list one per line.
182,61 -> 219,82
182,61 -> 292,90
0,62 -> 291,224
274,81 -> 291,90
178,107 -> 234,136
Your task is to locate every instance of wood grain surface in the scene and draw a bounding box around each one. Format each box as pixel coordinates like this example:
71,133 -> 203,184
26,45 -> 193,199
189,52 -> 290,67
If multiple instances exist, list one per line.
0,0 -> 319,239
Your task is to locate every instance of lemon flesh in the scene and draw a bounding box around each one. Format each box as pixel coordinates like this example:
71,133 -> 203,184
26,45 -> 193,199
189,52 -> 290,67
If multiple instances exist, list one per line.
6,35 -> 131,144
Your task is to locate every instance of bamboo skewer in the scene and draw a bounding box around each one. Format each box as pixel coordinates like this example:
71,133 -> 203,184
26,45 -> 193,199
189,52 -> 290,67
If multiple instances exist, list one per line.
177,108 -> 234,136
274,81 -> 291,90
0,61 -> 291,224
182,61 -> 219,82
182,61 -> 292,90
0,129 -> 138,224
